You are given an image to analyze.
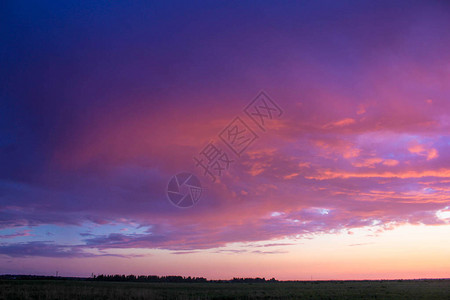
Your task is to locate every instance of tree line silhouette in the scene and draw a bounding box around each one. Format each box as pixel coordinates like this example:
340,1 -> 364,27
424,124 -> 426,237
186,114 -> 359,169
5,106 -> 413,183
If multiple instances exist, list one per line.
93,274 -> 207,282
92,274 -> 277,283
0,274 -> 278,283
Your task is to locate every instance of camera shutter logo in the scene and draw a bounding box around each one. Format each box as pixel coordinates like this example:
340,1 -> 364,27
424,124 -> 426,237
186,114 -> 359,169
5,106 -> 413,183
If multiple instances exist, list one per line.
167,172 -> 202,208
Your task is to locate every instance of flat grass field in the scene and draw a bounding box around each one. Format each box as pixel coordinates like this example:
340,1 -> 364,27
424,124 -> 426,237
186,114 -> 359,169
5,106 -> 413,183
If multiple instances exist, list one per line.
1,279 -> 449,300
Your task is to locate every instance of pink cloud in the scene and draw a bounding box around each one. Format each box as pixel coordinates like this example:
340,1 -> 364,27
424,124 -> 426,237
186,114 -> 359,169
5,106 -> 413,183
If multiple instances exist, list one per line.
408,141 -> 439,160
0,230 -> 33,239
324,118 -> 356,128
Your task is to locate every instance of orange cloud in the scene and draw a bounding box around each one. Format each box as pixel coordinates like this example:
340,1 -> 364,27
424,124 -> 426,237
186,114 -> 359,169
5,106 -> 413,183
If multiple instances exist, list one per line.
324,118 -> 356,128
382,159 -> 399,166
408,141 -> 438,160
284,173 -> 300,180
308,169 -> 450,180
352,158 -> 399,168
357,104 -> 366,115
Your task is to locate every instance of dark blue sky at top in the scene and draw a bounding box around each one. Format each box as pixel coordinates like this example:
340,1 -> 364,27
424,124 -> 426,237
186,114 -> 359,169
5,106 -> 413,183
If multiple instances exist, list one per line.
2,0 -> 442,179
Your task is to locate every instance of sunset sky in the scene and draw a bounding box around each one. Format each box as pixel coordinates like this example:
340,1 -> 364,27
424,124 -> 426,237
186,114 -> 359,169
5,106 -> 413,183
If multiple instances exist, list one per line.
1,1 -> 449,280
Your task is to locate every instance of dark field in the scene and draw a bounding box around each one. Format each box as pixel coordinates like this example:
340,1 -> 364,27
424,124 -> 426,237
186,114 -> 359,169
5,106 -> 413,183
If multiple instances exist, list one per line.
1,279 -> 449,300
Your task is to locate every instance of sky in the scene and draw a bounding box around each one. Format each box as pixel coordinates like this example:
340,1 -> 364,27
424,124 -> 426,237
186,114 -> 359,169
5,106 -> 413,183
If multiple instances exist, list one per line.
1,0 -> 449,280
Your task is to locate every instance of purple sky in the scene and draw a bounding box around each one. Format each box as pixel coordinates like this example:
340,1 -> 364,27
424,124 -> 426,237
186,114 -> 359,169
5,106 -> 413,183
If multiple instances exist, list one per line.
1,0 -> 449,279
